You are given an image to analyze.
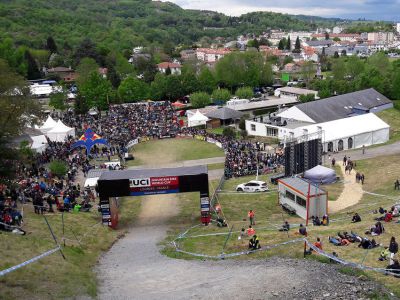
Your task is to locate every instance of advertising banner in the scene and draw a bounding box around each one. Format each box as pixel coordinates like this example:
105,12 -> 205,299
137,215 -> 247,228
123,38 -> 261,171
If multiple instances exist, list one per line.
129,176 -> 180,196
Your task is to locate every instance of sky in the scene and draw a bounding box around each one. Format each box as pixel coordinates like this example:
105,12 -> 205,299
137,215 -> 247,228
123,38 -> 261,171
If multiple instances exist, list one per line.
162,0 -> 400,21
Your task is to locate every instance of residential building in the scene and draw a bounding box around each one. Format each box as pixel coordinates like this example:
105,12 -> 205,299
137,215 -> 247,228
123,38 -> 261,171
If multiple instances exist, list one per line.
180,49 -> 196,61
367,32 -> 395,44
311,33 -> 361,42
196,48 -> 231,63
157,62 -> 182,75
276,87 -> 318,100
45,67 -> 76,82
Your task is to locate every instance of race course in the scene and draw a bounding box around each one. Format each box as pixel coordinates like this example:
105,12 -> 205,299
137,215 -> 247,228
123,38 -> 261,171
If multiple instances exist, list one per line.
96,193 -> 385,300
96,140 -> 387,300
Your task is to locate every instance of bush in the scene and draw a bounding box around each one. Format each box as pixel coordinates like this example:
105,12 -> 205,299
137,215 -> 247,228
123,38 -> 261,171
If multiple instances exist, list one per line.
235,86 -> 254,99
49,160 -> 68,178
222,127 -> 236,138
211,88 -> 231,103
299,93 -> 316,103
190,92 -> 211,108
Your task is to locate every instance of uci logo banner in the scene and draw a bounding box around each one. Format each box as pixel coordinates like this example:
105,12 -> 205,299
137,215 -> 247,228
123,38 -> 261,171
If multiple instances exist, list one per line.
129,178 -> 151,188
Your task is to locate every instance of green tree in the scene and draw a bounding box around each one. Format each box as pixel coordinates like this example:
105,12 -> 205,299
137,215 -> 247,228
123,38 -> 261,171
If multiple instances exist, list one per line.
49,160 -> 68,178
260,62 -> 273,86
198,67 -> 216,94
211,88 -> 231,102
300,61 -> 315,87
149,73 -> 168,100
0,59 -> 39,179
79,72 -> 113,110
247,39 -> 260,50
190,92 -> 211,108
76,57 -> 99,87
25,50 -> 41,79
345,56 -> 365,79
368,52 -> 390,76
165,75 -> 184,100
222,127 -> 236,138
332,37 -> 341,42
278,39 -> 285,50
46,36 -> 58,53
74,38 -> 99,64
299,93 -> 315,103
74,94 -> 89,114
235,87 -> 253,99
49,92 -> 68,111
181,70 -> 199,95
118,76 -> 149,102
332,58 -> 346,80
286,36 -> 291,51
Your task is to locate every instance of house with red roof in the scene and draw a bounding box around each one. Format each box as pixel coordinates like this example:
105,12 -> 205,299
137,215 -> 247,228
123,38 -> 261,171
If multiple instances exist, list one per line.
157,62 -> 182,75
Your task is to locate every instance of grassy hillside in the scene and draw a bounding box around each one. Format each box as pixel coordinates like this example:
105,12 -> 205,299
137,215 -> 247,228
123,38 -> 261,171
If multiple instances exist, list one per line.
0,0 -> 337,51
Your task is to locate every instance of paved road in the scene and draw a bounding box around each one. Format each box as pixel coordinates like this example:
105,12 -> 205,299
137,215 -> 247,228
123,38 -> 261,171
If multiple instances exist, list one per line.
324,141 -> 400,163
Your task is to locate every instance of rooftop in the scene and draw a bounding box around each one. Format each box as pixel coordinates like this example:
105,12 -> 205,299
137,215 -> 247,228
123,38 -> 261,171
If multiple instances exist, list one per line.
227,98 -> 298,112
206,107 -> 244,120
279,87 -> 318,96
278,177 -> 326,197
293,88 -> 391,123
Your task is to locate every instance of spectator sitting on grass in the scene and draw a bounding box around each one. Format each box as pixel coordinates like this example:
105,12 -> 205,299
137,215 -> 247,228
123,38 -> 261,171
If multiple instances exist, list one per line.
352,213 -> 361,223
379,247 -> 390,261
247,225 -> 255,236
298,224 -> 307,236
386,259 -> 400,277
279,221 -> 290,232
248,235 -> 261,250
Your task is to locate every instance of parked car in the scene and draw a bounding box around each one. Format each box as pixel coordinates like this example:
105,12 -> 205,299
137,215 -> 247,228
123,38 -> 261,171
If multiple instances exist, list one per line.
236,180 -> 268,192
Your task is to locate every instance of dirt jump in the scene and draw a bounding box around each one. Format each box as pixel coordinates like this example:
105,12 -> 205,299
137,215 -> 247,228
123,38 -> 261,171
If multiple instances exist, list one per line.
329,164 -> 364,213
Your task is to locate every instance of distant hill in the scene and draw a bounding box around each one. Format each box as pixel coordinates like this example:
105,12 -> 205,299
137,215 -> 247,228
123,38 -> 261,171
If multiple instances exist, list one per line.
0,0 -> 338,50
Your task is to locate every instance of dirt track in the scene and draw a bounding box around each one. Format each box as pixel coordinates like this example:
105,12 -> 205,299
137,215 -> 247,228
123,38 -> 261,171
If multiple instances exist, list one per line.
96,194 -> 388,300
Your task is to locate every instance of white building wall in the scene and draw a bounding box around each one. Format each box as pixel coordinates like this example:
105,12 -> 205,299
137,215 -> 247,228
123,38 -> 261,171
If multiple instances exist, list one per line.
277,106 -> 316,123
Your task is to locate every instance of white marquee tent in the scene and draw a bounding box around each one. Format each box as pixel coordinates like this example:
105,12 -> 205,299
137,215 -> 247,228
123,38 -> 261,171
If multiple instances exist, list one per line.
304,165 -> 337,185
291,113 -> 390,152
38,115 -> 58,134
188,110 -> 209,127
46,120 -> 75,142
31,135 -> 48,153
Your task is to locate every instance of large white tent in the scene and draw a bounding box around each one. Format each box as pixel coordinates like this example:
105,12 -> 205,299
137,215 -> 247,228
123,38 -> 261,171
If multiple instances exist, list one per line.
188,110 -> 209,127
31,135 -> 48,153
291,113 -> 390,152
38,115 -> 58,134
46,120 -> 75,142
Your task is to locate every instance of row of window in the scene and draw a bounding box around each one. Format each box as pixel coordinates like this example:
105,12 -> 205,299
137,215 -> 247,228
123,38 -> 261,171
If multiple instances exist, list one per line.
285,190 -> 306,208
249,124 -> 278,137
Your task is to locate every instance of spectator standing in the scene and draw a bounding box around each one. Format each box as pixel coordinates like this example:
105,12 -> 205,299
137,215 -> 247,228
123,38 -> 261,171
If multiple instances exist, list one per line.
389,237 -> 398,265
248,209 -> 255,226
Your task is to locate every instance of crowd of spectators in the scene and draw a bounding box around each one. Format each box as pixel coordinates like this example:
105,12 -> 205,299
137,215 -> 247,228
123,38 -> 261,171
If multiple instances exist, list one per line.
57,102 -> 284,179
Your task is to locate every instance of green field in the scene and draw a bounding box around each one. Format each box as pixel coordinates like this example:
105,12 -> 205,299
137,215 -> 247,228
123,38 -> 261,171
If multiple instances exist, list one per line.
0,199 -> 141,299
127,138 -> 224,167
376,108 -> 400,144
162,155 -> 400,296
